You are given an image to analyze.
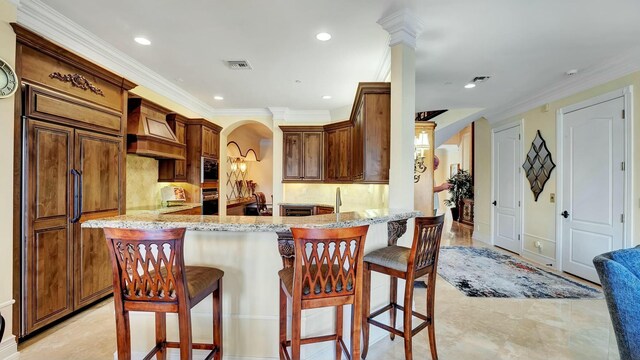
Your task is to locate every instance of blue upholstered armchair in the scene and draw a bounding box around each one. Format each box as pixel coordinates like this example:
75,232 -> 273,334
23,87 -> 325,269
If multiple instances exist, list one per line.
593,247 -> 640,360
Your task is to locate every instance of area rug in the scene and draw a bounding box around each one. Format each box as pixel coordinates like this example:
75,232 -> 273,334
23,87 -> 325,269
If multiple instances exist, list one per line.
415,246 -> 603,299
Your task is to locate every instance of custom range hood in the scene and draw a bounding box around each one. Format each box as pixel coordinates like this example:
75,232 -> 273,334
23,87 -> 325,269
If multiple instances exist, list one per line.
127,97 -> 186,160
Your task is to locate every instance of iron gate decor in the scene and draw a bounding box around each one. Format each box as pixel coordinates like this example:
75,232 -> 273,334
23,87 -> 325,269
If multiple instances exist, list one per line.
522,130 -> 556,201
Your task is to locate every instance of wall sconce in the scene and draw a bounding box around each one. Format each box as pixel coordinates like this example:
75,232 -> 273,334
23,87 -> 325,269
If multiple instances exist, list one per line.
230,157 -> 247,173
414,131 -> 430,183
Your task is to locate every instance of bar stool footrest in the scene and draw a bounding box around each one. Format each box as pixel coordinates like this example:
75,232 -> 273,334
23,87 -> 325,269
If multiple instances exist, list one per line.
143,342 -> 219,360
281,334 -> 351,360
368,302 -> 432,338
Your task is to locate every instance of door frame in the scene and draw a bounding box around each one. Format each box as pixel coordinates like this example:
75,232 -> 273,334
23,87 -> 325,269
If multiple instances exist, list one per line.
555,86 -> 634,272
490,119 -> 524,253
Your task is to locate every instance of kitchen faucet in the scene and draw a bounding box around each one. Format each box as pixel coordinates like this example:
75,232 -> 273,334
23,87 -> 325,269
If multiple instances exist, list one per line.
336,187 -> 342,215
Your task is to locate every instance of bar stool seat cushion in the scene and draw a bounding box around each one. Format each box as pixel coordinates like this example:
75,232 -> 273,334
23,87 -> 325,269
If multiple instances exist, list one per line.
150,266 -> 224,300
363,245 -> 410,272
279,265 -> 353,296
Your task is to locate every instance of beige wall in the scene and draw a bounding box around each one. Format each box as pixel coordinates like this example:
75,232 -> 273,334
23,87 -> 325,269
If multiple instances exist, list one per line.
0,1 -> 18,357
474,72 -> 640,262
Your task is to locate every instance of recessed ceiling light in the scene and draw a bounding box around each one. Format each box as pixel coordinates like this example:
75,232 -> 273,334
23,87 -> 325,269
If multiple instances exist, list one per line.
322,95 -> 332,100
566,69 -> 579,76
464,83 -> 476,89
316,32 -> 332,41
214,96 -> 224,101
134,37 -> 151,45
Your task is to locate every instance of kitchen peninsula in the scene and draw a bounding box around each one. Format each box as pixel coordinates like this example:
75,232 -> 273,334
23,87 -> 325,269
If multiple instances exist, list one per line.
83,209 -> 419,359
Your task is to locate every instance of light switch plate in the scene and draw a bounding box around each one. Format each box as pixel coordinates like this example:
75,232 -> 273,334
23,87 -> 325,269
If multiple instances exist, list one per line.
550,193 -> 555,203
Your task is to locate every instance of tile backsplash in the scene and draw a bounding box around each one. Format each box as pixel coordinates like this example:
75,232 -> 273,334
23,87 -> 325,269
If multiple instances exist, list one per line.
283,183 -> 388,211
126,154 -> 162,208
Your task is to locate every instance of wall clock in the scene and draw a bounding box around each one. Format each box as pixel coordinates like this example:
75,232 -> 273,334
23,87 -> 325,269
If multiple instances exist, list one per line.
0,58 -> 18,98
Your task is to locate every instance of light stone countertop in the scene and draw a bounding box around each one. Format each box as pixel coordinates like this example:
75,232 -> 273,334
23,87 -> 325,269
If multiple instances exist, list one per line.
126,203 -> 202,215
82,208 -> 421,232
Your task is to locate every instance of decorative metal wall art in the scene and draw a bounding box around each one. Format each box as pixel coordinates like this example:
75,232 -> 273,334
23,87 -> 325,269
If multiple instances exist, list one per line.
522,130 -> 556,201
414,156 -> 427,183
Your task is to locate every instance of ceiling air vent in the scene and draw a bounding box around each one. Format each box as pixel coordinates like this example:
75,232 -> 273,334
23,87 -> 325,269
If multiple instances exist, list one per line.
225,60 -> 252,70
472,76 -> 491,83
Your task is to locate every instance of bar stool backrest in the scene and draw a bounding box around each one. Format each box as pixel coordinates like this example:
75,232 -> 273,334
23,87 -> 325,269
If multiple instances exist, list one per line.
254,192 -> 268,213
411,215 -> 445,272
291,226 -> 369,300
104,228 -> 188,303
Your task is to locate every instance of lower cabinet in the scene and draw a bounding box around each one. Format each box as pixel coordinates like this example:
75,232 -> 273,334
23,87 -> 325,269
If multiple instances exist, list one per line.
279,204 -> 335,216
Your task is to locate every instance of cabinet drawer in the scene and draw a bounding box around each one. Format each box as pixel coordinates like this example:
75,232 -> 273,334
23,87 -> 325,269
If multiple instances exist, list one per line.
27,86 -> 122,134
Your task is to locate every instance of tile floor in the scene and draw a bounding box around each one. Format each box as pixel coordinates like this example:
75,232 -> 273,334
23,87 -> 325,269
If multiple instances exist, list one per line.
18,219 -> 619,359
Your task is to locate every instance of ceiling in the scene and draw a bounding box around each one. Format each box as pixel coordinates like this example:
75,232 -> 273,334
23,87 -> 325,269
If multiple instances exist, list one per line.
37,0 -> 640,115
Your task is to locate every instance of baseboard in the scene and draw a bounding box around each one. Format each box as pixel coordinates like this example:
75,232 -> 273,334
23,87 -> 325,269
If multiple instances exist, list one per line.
521,248 -> 556,268
0,336 -> 19,360
471,231 -> 492,245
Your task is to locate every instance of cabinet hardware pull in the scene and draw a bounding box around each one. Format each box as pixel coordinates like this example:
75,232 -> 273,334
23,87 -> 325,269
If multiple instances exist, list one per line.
70,169 -> 82,223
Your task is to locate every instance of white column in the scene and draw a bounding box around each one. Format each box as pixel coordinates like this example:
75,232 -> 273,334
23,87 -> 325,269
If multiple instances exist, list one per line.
270,108 -> 287,216
378,10 -> 423,212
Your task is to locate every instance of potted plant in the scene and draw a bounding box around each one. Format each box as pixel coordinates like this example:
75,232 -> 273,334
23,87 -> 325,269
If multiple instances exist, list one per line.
443,169 -> 473,221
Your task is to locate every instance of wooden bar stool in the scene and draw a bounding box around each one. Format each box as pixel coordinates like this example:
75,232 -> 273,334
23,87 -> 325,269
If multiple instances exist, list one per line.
104,228 -> 223,360
361,215 -> 445,360
278,225 -> 369,360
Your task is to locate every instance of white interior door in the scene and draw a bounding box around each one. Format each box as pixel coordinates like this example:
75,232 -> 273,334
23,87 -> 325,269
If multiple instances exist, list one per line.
493,125 -> 521,254
561,97 -> 625,284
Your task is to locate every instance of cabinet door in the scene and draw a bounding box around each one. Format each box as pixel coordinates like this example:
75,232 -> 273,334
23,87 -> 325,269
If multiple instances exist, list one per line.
363,93 -> 390,183
73,130 -> 122,309
174,122 -> 187,180
325,130 -> 337,181
24,119 -> 74,334
336,127 -> 351,180
211,129 -> 219,158
283,132 -> 303,180
352,103 -> 364,181
302,132 -> 323,181
202,127 -> 214,157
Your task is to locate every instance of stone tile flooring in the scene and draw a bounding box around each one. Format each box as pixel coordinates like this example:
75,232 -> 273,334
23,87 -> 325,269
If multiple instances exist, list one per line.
18,219 -> 619,359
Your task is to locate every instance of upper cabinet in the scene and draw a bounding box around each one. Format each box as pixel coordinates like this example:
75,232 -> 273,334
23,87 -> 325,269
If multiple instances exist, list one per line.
202,125 -> 219,158
281,126 -> 324,182
324,120 -> 352,182
350,83 -> 391,183
279,82 -> 390,184
158,113 -> 189,182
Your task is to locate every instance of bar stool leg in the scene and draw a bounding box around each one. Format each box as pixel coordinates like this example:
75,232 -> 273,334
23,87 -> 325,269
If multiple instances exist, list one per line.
351,299 -> 362,359
291,300 -> 302,359
335,305 -> 343,360
178,304 -> 193,360
155,312 -> 167,360
114,309 -> 132,360
279,283 -> 287,360
361,266 -> 372,359
403,276 -> 415,360
426,274 -> 438,360
389,276 -> 397,341
213,279 -> 223,360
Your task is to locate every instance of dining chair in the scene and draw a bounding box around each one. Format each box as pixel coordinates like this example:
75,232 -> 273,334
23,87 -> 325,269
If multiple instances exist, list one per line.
362,215 -> 445,360
104,227 -> 224,360
278,225 -> 369,360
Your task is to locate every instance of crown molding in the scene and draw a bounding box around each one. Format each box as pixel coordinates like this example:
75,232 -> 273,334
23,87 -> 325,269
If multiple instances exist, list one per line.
485,52 -> 640,123
16,0 -> 217,118
268,107 -> 331,123
377,9 -> 424,49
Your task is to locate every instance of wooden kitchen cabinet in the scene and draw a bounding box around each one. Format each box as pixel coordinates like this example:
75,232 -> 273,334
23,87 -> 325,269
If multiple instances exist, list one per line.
202,126 -> 219,158
158,113 -> 188,182
324,120 -> 352,182
14,25 -> 133,337
350,83 -> 390,184
281,126 -> 324,182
